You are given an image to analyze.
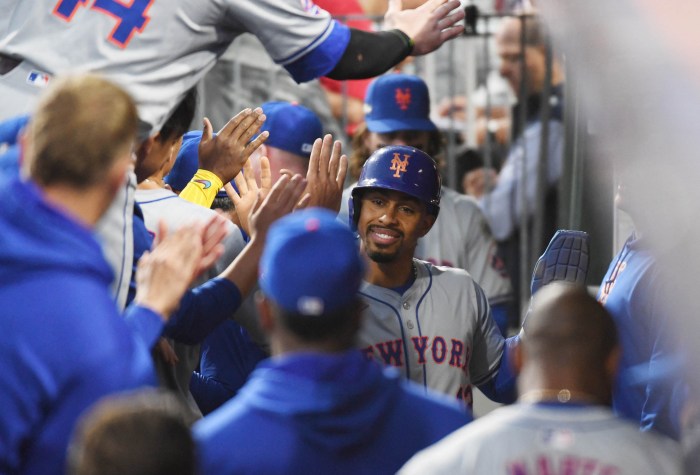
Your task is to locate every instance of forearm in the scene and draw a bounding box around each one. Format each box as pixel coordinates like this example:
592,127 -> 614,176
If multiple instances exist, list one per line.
179,169 -> 223,208
219,236 -> 265,298
163,278 -> 243,344
326,29 -> 413,80
478,335 -> 519,403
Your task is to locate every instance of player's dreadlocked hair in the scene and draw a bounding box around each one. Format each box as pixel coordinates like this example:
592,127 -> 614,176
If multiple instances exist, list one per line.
349,123 -> 445,182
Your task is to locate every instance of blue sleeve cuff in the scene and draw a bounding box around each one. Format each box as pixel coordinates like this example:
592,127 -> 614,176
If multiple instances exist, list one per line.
478,334 -> 519,403
123,304 -> 164,350
239,227 -> 249,243
284,20 -> 351,83
190,372 -> 236,416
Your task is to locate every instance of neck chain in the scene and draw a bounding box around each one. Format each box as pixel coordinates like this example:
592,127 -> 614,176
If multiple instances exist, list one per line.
519,389 -> 600,405
144,177 -> 166,188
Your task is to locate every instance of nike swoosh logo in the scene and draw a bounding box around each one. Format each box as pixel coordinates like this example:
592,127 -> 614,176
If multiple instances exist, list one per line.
194,179 -> 212,189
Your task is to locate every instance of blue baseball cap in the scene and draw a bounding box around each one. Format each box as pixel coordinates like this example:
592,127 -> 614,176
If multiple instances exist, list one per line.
0,115 -> 29,177
259,102 -> 323,158
166,130 -> 242,198
364,74 -> 437,133
0,114 -> 29,145
165,130 -> 204,192
259,208 -> 365,316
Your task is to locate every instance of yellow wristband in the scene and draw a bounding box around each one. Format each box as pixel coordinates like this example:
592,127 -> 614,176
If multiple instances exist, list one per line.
179,169 -> 223,208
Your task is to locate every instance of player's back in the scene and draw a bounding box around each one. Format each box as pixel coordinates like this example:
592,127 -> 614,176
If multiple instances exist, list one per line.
194,351 -> 471,475
399,403 -> 682,474
0,0 -> 332,129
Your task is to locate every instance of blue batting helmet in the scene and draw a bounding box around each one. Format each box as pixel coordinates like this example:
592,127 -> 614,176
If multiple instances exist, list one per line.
349,145 -> 441,229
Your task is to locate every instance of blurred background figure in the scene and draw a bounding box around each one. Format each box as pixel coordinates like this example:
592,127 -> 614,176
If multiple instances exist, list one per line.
464,14 -> 565,317
68,390 -> 196,475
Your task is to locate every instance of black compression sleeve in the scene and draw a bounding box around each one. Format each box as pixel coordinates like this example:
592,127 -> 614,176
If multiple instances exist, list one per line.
326,29 -> 414,80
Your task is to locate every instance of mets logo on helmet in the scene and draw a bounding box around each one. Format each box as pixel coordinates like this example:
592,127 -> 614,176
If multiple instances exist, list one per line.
390,153 -> 410,177
395,88 -> 411,110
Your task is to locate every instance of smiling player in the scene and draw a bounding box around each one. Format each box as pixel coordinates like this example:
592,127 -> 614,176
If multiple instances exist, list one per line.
350,145 -> 518,405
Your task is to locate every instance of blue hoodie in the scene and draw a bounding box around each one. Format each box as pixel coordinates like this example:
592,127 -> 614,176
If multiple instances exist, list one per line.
0,177 -> 161,475
194,350 -> 471,475
597,233 -> 686,440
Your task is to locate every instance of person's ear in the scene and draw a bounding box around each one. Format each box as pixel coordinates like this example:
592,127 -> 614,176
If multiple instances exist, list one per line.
605,345 -> 621,382
418,213 -> 436,237
136,136 -> 154,164
512,340 -> 524,374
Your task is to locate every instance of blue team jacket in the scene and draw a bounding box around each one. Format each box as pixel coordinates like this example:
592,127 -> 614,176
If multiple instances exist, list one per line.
0,177 -> 161,474
194,350 -> 471,475
598,233 -> 686,440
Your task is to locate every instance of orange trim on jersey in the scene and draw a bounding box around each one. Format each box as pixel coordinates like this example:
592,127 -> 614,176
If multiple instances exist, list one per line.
91,0 -> 155,49
52,0 -> 90,22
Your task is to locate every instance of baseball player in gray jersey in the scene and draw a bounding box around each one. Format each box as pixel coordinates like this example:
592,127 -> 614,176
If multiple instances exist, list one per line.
341,73 -> 514,335
0,0 -> 465,309
351,145 -> 517,406
399,284 -> 682,475
0,0 -> 465,131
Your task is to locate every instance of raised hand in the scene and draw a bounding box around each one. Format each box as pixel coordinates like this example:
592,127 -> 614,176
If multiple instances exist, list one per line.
384,0 -> 465,56
196,213 -> 230,276
227,156 -> 272,236
282,134 -> 347,213
134,222 -> 204,319
218,174 -> 309,299
197,108 -> 269,184
248,173 -> 309,242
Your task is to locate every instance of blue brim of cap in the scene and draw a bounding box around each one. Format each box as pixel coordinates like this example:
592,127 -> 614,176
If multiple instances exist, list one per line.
366,117 -> 437,134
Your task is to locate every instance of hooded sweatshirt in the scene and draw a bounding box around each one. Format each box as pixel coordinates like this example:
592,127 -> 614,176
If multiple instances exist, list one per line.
194,350 -> 471,475
0,177 -> 161,475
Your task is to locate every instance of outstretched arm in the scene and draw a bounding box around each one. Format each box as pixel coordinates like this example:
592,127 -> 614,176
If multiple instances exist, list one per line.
326,0 -> 464,80
179,111 -> 268,208
164,174 -> 308,344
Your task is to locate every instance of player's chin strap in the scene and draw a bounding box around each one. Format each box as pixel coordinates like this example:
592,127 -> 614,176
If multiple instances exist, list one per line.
520,229 -> 591,338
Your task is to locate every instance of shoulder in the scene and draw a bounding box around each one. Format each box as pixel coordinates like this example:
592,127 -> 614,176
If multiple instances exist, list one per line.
417,259 -> 476,285
441,187 -> 479,208
398,407 -> 508,474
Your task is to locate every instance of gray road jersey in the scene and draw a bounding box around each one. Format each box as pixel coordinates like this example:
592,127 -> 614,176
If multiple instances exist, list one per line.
357,259 -> 504,402
416,188 -> 513,304
400,404 -> 682,475
0,0 -> 334,130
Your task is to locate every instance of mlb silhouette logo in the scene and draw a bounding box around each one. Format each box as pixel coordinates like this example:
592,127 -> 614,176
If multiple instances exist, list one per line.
395,88 -> 412,111
26,71 -> 50,88
300,0 -> 321,14
390,152 -> 410,177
